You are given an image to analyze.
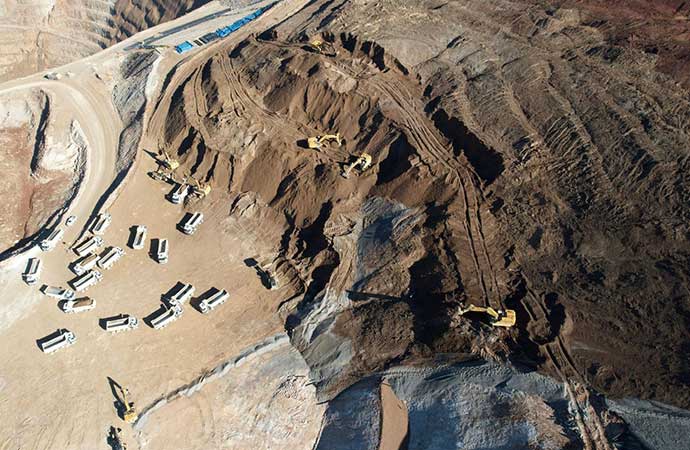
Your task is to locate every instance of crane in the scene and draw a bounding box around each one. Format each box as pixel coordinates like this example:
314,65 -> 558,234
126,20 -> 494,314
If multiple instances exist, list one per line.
307,133 -> 342,150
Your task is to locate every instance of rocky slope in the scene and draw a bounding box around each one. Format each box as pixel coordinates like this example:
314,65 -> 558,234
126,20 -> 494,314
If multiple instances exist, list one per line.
145,0 -> 690,413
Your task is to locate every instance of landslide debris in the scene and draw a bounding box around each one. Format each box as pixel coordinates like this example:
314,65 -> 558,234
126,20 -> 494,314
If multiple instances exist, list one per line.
145,0 -> 690,413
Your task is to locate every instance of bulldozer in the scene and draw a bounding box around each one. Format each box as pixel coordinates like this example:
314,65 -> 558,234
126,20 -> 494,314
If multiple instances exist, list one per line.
458,304 -> 516,328
189,177 -> 211,199
342,153 -> 372,178
307,133 -> 342,150
157,150 -> 179,171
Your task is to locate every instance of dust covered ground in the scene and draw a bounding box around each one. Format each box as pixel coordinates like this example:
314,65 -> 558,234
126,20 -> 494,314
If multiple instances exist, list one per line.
0,0 -> 689,449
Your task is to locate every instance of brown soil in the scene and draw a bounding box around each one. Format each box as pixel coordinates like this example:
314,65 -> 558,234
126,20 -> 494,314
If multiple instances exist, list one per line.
143,0 -> 690,411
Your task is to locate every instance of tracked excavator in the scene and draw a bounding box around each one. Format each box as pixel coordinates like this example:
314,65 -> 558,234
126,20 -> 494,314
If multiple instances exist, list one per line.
189,177 -> 211,199
157,150 -> 180,171
309,39 -> 336,56
342,153 -> 372,178
108,426 -> 127,450
307,133 -> 342,150
148,167 -> 175,183
115,385 -> 138,424
458,304 -> 516,328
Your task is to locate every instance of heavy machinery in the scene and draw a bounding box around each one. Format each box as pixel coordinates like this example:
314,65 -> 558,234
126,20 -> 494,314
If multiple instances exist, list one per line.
458,304 -> 516,328
307,133 -> 342,150
107,426 -> 127,450
342,153 -> 372,178
115,385 -> 138,424
148,167 -> 174,183
157,150 -> 179,171
189,177 -> 211,199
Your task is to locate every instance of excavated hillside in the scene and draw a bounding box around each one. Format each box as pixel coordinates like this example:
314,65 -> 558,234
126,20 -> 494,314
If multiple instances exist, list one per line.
0,0 -> 214,81
146,0 -> 690,411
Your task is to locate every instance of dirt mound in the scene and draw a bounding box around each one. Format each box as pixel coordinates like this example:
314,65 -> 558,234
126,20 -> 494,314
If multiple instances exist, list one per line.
145,0 -> 690,411
0,0 -> 215,82
0,89 -> 85,255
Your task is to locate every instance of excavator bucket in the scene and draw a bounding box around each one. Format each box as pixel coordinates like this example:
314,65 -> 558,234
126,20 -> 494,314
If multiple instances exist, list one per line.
307,137 -> 321,149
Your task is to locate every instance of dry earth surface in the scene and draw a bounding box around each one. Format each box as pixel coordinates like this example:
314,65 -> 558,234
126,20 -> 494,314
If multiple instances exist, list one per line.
0,0 -> 689,449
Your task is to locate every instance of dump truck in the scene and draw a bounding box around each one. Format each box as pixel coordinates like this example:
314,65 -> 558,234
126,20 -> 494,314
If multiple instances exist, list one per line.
131,225 -> 147,250
168,183 -> 189,204
150,304 -> 183,329
71,253 -> 100,275
165,283 -> 194,306
178,212 -> 203,235
91,212 -> 112,235
39,329 -> 76,354
98,247 -> 124,270
39,228 -> 64,251
73,236 -> 104,257
61,297 -> 96,314
22,257 -> 42,285
155,239 -> 168,264
458,304 -> 516,328
198,289 -> 229,314
103,314 -> 139,333
70,270 -> 103,292
41,285 -> 76,300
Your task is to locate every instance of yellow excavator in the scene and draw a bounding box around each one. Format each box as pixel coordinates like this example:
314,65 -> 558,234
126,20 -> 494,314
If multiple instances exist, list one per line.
458,304 -> 516,328
307,133 -> 342,150
189,177 -> 211,198
157,150 -> 180,171
148,167 -> 174,183
309,39 -> 336,56
342,153 -> 372,178
116,385 -> 138,424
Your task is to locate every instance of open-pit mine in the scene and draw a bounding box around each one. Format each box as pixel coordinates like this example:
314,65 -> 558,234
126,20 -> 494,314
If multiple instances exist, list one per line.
1,0 -> 690,449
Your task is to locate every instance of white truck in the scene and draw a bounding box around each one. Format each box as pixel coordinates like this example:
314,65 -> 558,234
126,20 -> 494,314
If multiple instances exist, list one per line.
103,314 -> 139,333
73,236 -> 104,257
61,297 -> 96,313
69,270 -> 103,292
98,246 -> 124,270
168,183 -> 189,204
39,228 -> 64,251
91,212 -> 112,235
71,253 -> 100,275
41,285 -> 76,300
165,283 -> 195,306
178,212 -> 203,235
131,225 -> 147,250
198,289 -> 229,314
39,329 -> 76,354
22,257 -> 42,285
155,239 -> 169,264
150,304 -> 183,329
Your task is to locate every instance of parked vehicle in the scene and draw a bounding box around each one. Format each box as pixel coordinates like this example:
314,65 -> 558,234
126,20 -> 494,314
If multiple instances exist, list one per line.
198,289 -> 229,314
178,212 -> 203,235
73,236 -> 104,257
103,314 -> 139,333
69,270 -> 103,292
39,228 -> 64,252
168,183 -> 189,204
98,247 -> 124,270
155,239 -> 168,264
131,225 -> 147,250
165,283 -> 194,306
22,257 -> 42,285
61,297 -> 96,314
150,304 -> 183,329
91,212 -> 112,235
65,215 -> 77,227
39,329 -> 76,354
71,253 -> 100,275
41,285 -> 76,300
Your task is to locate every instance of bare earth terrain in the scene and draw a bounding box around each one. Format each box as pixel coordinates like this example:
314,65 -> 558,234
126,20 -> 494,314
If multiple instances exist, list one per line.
0,0 -> 689,449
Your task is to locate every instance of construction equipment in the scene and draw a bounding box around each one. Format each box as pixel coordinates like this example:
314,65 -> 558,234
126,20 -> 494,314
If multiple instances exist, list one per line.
61,297 -> 96,314
188,177 -> 211,199
98,247 -> 125,270
39,228 -> 64,252
164,283 -> 195,306
342,153 -> 372,178
198,288 -> 229,314
307,133 -> 342,150
41,285 -> 76,301
168,182 -> 189,204
69,270 -> 103,292
103,314 -> 139,333
39,329 -> 76,354
107,426 -> 127,450
178,212 -> 204,235
148,168 -> 174,183
458,304 -> 516,328
130,225 -> 147,250
91,212 -> 112,235
309,39 -> 336,56
157,150 -> 179,171
115,385 -> 138,424
155,239 -> 169,264
73,236 -> 104,257
22,257 -> 42,285
150,304 -> 183,329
